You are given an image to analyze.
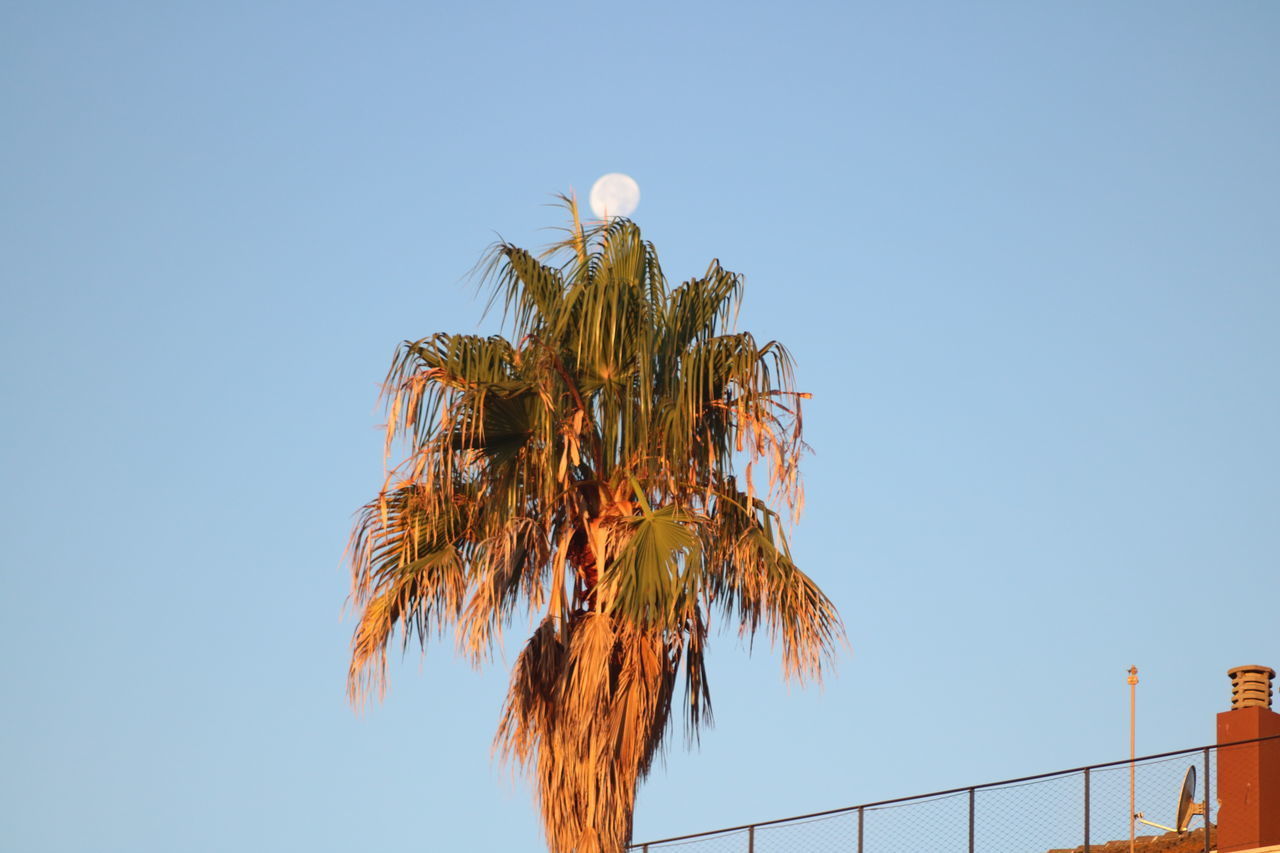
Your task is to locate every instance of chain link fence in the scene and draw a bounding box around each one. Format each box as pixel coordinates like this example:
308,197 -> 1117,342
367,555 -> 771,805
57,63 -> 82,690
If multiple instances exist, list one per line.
630,735 -> 1279,853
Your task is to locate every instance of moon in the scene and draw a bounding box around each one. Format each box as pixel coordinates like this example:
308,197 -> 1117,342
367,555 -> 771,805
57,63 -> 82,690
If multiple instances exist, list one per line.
589,173 -> 640,219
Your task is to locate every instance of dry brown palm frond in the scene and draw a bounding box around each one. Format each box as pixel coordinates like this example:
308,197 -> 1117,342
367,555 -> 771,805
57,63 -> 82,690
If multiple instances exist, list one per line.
496,613 -> 680,853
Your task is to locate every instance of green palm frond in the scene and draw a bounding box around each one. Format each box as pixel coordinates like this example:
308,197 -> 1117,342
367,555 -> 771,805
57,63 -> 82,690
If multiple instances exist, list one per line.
599,502 -> 702,627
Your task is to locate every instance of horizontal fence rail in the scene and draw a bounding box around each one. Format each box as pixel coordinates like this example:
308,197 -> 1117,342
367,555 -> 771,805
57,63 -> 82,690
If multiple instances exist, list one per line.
629,734 -> 1280,853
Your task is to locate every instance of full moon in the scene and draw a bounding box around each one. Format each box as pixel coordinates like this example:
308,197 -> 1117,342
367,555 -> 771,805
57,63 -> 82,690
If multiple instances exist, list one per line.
588,173 -> 640,219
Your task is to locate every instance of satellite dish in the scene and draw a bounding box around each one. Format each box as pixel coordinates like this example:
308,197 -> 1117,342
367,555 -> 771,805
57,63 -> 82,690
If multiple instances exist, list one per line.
1135,765 -> 1204,834
1175,766 -> 1203,832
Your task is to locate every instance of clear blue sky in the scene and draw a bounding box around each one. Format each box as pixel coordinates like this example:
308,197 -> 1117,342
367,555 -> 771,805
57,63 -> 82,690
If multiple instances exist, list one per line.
3,3 -> 1277,851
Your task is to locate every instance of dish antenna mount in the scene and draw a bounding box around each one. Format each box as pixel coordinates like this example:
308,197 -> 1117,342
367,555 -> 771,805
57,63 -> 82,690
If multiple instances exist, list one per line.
1135,765 -> 1205,834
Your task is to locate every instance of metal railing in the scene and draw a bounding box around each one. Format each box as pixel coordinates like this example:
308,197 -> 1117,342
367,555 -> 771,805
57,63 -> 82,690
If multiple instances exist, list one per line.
629,734 -> 1280,853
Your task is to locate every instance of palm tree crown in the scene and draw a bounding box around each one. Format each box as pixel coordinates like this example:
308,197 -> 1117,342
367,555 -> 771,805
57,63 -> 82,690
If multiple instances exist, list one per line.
348,200 -> 843,853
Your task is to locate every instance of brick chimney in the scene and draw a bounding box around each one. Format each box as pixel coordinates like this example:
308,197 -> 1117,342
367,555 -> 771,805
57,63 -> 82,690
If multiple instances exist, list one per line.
1215,665 -> 1280,853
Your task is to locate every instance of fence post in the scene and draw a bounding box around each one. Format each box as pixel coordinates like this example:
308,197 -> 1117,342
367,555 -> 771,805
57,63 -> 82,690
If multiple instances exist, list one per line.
1084,768 -> 1091,853
748,824 -> 755,853
858,806 -> 864,853
1203,747 -> 1211,853
968,787 -> 976,853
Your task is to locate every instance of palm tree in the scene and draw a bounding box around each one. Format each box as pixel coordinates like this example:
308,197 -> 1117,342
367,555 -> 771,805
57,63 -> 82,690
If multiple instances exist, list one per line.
347,199 -> 844,853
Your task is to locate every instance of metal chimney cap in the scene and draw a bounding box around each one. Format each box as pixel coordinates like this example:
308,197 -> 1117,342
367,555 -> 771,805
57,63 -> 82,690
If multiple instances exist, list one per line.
1227,665 -> 1275,710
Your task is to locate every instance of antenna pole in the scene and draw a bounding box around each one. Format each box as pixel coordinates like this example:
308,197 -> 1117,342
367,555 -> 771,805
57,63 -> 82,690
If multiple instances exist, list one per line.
1129,666 -> 1139,853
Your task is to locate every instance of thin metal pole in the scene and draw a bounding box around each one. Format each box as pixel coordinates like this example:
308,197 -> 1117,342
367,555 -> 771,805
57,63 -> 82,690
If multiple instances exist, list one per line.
968,787 -> 975,853
1202,747 -> 1211,853
857,806 -> 864,853
748,824 -> 755,853
1129,666 -> 1139,853
1084,768 -> 1091,853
